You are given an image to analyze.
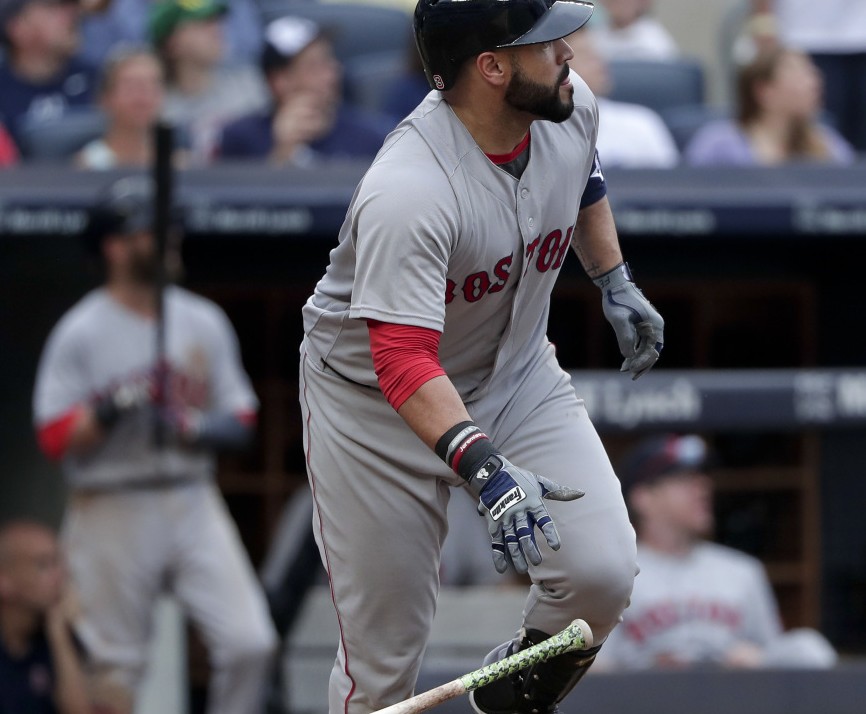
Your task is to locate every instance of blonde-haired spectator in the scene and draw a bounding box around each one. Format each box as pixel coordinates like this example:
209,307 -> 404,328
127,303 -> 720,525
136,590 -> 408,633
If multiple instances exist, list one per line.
75,47 -> 167,170
747,0 -> 866,151
685,47 -> 854,166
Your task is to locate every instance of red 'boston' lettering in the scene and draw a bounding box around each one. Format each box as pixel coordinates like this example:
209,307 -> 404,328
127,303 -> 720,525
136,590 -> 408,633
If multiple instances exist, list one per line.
488,254 -> 513,293
552,225 -> 574,270
536,229 -> 561,272
524,235 -> 541,276
463,271 -> 491,302
444,279 -> 457,305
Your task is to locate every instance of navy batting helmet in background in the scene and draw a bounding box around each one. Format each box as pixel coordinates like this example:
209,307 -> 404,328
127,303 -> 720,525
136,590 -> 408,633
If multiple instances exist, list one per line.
82,174 -> 180,256
413,0 -> 594,91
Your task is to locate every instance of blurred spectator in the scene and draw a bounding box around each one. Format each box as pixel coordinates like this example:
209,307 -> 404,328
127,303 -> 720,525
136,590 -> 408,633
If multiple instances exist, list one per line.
0,0 -> 98,155
747,0 -> 866,152
74,46 -> 166,170
0,520 -> 91,714
591,0 -> 678,62
151,0 -> 268,164
596,434 -> 838,671
685,47 -> 855,167
566,28 -> 679,168
218,16 -> 391,165
0,121 -> 19,166
77,0 -> 264,69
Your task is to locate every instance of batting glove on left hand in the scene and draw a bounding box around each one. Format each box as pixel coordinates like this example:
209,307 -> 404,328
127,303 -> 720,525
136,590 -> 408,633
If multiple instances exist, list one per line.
593,262 -> 664,380
467,455 -> 584,575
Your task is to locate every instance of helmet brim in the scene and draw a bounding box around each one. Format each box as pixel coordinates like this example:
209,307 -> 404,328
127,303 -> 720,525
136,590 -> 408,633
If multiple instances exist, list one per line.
501,0 -> 594,48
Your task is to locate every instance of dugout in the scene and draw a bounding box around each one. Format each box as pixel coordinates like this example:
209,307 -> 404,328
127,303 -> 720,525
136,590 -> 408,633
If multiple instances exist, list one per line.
2,162 -> 866,711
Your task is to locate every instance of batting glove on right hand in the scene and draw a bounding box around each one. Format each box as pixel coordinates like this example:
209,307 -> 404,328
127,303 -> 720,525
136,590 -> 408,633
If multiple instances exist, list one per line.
92,377 -> 154,429
467,455 -> 584,575
593,262 -> 664,380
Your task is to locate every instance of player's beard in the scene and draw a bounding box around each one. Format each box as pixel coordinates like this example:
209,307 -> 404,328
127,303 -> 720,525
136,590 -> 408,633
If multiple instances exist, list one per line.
129,250 -> 161,285
505,62 -> 574,123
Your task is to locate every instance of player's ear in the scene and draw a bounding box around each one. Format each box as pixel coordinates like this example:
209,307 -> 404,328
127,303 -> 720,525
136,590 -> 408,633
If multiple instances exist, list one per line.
476,51 -> 508,88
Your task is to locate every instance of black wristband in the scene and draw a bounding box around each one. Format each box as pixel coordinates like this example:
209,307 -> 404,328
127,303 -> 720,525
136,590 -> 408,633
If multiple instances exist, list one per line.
435,420 -> 498,483
93,396 -> 121,429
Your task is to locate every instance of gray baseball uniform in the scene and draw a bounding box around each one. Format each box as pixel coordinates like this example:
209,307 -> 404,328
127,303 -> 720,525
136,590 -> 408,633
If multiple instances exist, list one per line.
33,286 -> 277,713
300,71 -> 637,714
597,542 -> 783,668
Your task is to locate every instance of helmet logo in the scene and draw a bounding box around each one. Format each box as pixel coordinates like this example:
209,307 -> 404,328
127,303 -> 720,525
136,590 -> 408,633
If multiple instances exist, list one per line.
433,74 -> 445,90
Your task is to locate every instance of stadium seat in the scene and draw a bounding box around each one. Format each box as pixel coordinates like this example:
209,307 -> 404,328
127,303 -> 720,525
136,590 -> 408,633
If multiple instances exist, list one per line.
16,107 -> 106,161
344,50 -> 409,115
607,58 -> 706,116
256,0 -> 413,64
660,104 -> 731,153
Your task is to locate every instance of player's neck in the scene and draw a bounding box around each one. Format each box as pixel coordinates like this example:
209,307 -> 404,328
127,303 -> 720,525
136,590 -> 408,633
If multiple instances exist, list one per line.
106,280 -> 158,319
0,606 -> 39,658
448,96 -> 532,156
639,523 -> 698,557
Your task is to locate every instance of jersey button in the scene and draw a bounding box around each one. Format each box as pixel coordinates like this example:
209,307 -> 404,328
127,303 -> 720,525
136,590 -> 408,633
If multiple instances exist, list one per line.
528,217 -> 534,227
520,188 -> 529,198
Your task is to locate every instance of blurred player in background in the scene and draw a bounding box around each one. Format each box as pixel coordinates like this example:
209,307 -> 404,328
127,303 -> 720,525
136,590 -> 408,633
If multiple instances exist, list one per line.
596,433 -> 837,670
32,175 -> 277,714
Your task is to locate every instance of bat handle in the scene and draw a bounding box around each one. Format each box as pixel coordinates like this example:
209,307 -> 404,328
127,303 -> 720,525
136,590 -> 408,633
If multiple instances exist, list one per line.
372,680 -> 466,714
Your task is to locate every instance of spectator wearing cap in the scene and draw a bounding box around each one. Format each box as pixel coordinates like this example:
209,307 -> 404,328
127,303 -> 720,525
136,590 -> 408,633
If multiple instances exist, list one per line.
0,0 -> 98,156
151,0 -> 268,164
77,0 -> 265,71
594,433 -> 837,671
217,15 -> 392,165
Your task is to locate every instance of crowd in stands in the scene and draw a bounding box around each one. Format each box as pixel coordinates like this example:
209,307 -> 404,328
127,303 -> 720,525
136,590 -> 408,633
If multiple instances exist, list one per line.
0,0 -> 862,171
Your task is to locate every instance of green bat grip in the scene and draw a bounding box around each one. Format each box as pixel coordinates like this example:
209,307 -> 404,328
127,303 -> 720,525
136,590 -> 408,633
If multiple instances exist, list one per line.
460,618 -> 593,691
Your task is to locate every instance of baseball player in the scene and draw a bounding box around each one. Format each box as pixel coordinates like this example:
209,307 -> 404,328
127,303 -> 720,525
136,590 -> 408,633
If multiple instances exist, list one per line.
32,176 -> 277,714
299,1 -> 665,713
596,433 -> 837,671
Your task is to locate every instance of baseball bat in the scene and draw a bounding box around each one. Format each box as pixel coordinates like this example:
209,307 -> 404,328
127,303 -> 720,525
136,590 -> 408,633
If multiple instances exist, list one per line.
152,120 -> 174,447
370,618 -> 593,714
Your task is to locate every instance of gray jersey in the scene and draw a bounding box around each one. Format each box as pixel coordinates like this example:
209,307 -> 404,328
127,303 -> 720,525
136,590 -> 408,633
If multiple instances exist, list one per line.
303,70 -> 599,401
597,542 -> 783,669
33,286 -> 257,488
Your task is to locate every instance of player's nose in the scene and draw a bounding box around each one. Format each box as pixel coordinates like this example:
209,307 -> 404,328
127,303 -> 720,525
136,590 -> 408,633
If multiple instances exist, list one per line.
556,37 -> 574,63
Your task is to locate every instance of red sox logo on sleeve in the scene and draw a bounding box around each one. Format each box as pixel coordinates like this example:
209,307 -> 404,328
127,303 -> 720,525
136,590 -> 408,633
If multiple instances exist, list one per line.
444,222 -> 576,305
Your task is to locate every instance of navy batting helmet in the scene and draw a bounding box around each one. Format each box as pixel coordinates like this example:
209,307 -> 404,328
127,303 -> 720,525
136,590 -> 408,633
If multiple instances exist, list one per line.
413,0 -> 594,91
84,175 -> 163,254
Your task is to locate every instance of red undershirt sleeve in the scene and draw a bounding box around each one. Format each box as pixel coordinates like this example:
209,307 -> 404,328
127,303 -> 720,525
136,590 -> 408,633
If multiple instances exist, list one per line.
36,406 -> 85,461
367,319 -> 447,411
